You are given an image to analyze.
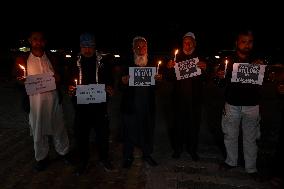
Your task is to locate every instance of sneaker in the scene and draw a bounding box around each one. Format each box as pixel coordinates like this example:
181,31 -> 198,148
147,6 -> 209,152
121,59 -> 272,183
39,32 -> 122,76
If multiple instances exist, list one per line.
248,172 -> 264,182
60,153 -> 73,165
143,156 -> 158,167
33,157 -> 49,172
122,158 -> 134,169
100,160 -> 115,172
219,162 -> 237,171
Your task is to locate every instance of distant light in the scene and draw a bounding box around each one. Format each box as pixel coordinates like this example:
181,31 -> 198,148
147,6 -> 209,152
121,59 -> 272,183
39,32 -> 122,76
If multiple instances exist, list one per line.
19,47 -> 30,52
65,54 -> 72,58
215,55 -> 220,59
114,54 -> 120,58
50,49 -> 57,53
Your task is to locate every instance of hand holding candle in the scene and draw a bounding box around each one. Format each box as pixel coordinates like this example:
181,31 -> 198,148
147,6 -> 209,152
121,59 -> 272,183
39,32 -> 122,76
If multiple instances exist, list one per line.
18,64 -> 26,78
224,59 -> 228,78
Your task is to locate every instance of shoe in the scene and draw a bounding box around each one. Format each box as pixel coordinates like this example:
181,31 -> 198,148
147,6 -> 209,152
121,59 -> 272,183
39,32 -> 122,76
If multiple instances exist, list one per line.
219,162 -> 237,171
189,152 -> 200,161
172,152 -> 181,159
99,160 -> 115,172
33,157 -> 49,172
143,156 -> 158,167
74,162 -> 89,176
248,172 -> 263,182
122,158 -> 134,169
60,153 -> 73,165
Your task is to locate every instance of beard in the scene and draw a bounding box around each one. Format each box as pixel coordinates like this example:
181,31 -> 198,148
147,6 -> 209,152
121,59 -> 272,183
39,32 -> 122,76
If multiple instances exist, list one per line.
134,54 -> 148,67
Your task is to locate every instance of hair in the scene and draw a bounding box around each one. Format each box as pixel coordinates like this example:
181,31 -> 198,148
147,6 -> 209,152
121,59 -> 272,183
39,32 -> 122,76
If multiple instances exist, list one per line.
235,29 -> 254,40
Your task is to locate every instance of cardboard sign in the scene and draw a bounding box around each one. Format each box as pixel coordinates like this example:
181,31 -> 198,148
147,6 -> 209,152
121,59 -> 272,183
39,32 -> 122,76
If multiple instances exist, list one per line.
231,63 -> 266,85
129,67 -> 156,86
174,57 -> 201,80
24,72 -> 56,95
76,84 -> 106,104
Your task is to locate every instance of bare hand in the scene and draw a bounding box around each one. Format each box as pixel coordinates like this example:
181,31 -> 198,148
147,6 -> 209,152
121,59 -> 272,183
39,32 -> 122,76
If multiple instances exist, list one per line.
197,61 -> 207,70
278,84 -> 284,94
68,85 -> 76,96
167,60 -> 175,69
154,74 -> 163,81
122,75 -> 130,85
216,70 -> 225,79
106,86 -> 114,96
252,59 -> 264,65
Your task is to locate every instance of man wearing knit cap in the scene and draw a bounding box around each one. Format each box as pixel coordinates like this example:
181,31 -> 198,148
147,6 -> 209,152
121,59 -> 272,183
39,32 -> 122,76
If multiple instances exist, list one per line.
80,32 -> 96,48
68,32 -> 115,175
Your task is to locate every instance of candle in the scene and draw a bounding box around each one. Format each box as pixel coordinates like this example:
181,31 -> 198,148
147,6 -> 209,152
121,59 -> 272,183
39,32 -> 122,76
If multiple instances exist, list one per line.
18,64 -> 26,78
174,49 -> 179,62
74,79 -> 78,86
157,60 -> 162,74
224,59 -> 228,78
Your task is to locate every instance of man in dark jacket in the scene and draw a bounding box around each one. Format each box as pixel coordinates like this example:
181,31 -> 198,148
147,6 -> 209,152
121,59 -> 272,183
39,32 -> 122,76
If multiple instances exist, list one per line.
165,32 -> 207,161
216,30 -> 265,179
120,36 -> 162,168
68,32 -> 114,175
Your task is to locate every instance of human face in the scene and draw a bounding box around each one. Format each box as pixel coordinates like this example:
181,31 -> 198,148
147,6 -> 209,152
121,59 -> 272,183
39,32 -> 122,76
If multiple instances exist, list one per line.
81,46 -> 96,58
133,40 -> 147,56
29,32 -> 46,51
183,36 -> 196,55
236,33 -> 254,56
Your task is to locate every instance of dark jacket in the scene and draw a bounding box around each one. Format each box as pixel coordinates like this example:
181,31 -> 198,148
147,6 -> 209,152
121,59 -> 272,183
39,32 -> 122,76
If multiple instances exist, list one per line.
67,53 -> 114,104
164,50 -> 208,100
219,54 -> 266,106
120,57 -> 157,114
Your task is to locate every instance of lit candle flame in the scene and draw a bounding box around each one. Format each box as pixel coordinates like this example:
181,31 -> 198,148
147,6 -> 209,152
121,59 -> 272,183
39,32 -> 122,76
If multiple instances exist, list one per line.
174,49 -> 179,61
18,64 -> 26,77
157,60 -> 162,73
224,59 -> 228,78
74,79 -> 78,86
175,49 -> 179,55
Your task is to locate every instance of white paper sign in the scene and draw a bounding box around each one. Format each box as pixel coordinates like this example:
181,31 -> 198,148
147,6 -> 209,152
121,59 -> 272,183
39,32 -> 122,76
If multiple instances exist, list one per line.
76,84 -> 106,104
174,57 -> 201,80
231,63 -> 266,85
24,72 -> 56,95
129,67 -> 156,86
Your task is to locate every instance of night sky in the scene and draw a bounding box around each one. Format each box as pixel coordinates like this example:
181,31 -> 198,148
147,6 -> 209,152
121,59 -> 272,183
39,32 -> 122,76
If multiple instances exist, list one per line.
1,2 -> 283,58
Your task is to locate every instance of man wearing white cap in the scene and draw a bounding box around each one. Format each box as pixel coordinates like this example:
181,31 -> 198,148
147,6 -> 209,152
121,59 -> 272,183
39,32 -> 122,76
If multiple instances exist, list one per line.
166,32 -> 207,161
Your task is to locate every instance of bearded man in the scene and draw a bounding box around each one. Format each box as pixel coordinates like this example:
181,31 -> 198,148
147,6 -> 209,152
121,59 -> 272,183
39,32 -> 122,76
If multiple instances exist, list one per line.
120,36 -> 162,168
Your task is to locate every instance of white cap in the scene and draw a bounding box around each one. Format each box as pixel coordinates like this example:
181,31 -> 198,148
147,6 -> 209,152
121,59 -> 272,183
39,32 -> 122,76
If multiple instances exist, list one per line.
183,32 -> 195,39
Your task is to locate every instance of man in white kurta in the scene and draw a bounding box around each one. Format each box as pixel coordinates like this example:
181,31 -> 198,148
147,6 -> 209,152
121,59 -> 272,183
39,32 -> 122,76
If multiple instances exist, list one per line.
27,52 -> 69,162
25,32 -> 69,167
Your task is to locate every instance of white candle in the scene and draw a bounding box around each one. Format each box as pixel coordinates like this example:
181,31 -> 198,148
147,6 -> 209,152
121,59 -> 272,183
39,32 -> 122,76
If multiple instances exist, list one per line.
174,49 -> 179,62
157,60 -> 162,74
74,79 -> 78,86
224,59 -> 228,78
18,64 -> 26,78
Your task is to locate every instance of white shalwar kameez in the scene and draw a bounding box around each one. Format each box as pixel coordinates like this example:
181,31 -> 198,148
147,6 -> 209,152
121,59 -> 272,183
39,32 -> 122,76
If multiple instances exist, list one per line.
27,53 -> 69,161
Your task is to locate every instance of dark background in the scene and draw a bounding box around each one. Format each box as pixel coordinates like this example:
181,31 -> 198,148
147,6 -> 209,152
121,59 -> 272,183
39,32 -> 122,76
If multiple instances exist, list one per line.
0,2 -> 283,60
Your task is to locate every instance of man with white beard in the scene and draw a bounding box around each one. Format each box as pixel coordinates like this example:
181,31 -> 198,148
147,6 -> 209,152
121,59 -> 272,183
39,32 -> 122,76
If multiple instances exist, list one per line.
120,36 -> 162,168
